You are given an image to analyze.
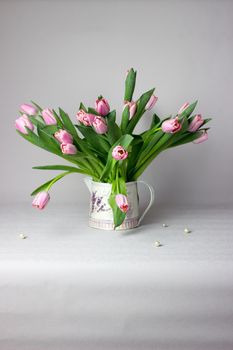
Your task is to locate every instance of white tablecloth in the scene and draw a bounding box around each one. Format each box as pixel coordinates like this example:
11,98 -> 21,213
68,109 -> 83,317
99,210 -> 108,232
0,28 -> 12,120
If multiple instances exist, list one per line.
0,204 -> 233,350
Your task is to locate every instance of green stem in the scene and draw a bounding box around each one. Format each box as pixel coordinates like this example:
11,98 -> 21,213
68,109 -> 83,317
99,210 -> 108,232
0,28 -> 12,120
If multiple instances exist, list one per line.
73,137 -> 103,177
152,127 -> 161,132
132,149 -> 162,180
133,137 -> 173,179
141,127 -> 162,140
116,167 -> 119,193
88,156 -> 104,174
46,172 -> 71,191
73,158 -> 96,176
120,160 -> 127,181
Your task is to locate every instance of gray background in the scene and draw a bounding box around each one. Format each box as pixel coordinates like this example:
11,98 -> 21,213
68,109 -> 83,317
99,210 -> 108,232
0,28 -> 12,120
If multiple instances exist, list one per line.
1,3 -> 233,349
0,0 -> 232,206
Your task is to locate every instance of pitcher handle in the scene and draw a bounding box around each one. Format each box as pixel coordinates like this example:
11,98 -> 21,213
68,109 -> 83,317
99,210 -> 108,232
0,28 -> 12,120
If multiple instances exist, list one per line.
137,180 -> 155,225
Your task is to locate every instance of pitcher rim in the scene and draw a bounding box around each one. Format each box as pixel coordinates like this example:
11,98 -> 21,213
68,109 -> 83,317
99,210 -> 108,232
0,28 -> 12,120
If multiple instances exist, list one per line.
84,177 -> 137,187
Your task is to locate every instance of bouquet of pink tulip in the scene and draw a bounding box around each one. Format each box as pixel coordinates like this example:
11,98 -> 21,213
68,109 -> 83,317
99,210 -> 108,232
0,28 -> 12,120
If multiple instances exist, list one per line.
15,68 -> 210,228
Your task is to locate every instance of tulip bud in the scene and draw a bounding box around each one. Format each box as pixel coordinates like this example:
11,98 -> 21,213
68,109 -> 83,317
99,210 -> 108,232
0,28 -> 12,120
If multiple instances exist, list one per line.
161,117 -> 182,134
32,191 -> 50,210
61,143 -> 77,155
124,101 -> 137,119
41,108 -> 57,125
125,69 -> 130,78
95,97 -> 110,116
115,194 -> 129,213
178,102 -> 189,115
188,114 -> 204,132
20,103 -> 37,116
193,131 -> 208,144
15,114 -> 34,134
92,116 -> 108,134
54,129 -> 73,144
112,145 -> 128,160
145,95 -> 158,111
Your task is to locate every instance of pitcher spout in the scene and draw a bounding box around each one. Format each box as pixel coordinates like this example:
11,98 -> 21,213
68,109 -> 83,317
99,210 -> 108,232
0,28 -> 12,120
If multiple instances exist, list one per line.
84,177 -> 92,193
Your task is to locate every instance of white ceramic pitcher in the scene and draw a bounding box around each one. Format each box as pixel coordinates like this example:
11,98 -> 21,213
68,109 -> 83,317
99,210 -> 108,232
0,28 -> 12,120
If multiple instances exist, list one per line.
84,178 -> 155,230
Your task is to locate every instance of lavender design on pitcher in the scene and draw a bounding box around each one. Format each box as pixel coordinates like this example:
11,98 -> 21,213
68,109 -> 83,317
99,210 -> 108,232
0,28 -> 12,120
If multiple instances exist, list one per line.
91,191 -> 109,213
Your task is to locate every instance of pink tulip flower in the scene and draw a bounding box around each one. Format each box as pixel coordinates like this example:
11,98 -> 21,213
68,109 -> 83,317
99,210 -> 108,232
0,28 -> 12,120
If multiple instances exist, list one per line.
41,108 -> 57,125
145,95 -> 158,111
76,110 -> 95,126
15,114 -> 34,134
83,113 -> 95,126
193,131 -> 208,144
112,145 -> 128,160
124,101 -> 137,119
115,194 -> 129,213
92,116 -> 108,134
95,97 -> 110,116
76,109 -> 86,123
20,103 -> 37,116
32,191 -> 50,210
54,129 -> 73,144
188,114 -> 204,132
178,102 -> 189,115
161,117 -> 182,134
61,143 -> 77,154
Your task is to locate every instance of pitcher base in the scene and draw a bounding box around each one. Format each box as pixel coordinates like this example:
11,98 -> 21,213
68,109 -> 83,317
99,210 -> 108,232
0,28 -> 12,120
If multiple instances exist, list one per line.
88,217 -> 139,230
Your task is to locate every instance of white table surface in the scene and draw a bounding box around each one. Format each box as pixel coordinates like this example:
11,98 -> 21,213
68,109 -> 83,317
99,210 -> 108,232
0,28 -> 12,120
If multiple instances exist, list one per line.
0,203 -> 233,350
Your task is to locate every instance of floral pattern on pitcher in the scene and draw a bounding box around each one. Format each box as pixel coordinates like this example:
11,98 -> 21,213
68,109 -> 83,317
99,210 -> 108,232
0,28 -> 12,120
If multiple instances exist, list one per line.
91,191 -> 111,213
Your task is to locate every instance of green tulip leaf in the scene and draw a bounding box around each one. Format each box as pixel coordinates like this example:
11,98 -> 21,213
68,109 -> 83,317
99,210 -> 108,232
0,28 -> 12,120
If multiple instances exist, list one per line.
32,165 -> 94,177
120,105 -> 130,134
134,130 -> 164,171
87,107 -> 99,115
127,135 -> 144,180
33,165 -> 85,172
79,102 -> 87,112
202,118 -> 212,126
52,109 -> 63,128
179,101 -> 198,119
107,110 -> 122,145
28,116 -> 45,129
41,125 -> 60,135
124,68 -> 137,102
150,113 -> 160,128
30,100 -> 43,113
17,128 -> 45,150
76,124 -> 110,154
59,108 -> 78,137
168,130 -> 204,148
37,128 -> 61,154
